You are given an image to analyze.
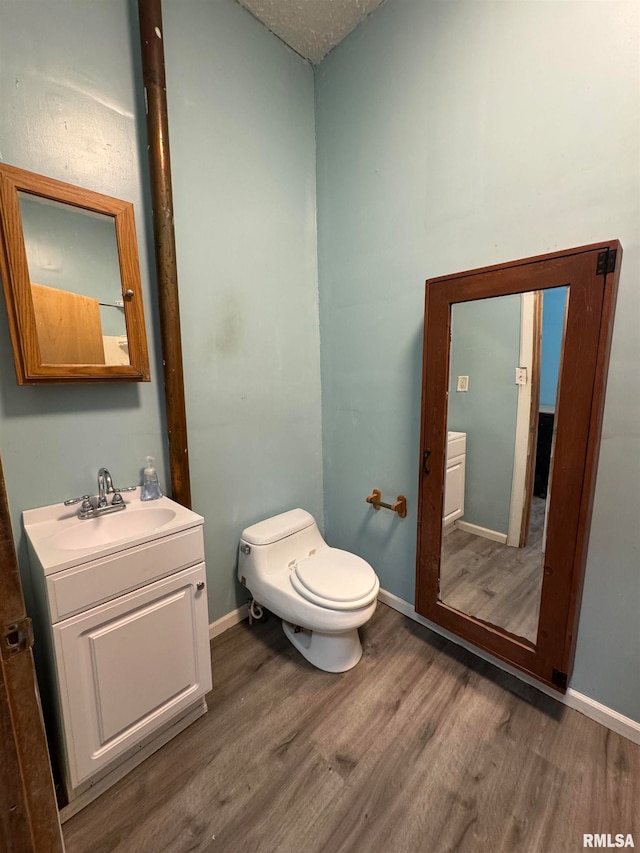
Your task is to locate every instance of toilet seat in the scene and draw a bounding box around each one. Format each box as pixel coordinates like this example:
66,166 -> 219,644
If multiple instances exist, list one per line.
290,548 -> 379,611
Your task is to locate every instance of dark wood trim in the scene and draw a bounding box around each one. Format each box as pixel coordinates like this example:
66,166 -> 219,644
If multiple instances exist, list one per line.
138,0 -> 191,508
0,659 -> 32,852
416,241 -> 621,690
0,458 -> 64,853
561,246 -> 621,677
424,240 -> 616,286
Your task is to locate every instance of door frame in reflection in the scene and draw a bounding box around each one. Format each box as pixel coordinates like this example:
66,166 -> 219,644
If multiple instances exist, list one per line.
509,290 -> 541,549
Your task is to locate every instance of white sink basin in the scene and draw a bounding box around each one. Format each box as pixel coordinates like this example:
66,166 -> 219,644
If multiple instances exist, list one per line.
23,490 -> 203,575
50,506 -> 177,551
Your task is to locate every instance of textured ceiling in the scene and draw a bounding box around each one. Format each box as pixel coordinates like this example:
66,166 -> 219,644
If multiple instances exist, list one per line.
236,0 -> 385,64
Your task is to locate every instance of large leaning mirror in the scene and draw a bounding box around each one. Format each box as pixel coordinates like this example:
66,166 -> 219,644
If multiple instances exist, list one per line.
0,163 -> 150,383
416,242 -> 621,691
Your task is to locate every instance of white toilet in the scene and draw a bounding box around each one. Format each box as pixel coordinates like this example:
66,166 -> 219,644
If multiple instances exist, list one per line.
238,509 -> 379,672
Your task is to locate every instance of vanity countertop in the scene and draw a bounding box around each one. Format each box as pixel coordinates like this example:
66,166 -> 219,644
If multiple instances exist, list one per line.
23,488 -> 204,575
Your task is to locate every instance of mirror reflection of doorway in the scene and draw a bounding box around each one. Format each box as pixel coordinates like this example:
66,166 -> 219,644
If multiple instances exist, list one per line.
439,286 -> 569,644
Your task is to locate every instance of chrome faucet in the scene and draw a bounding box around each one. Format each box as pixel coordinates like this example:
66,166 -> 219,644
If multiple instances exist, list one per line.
97,467 -> 114,507
64,468 -> 137,519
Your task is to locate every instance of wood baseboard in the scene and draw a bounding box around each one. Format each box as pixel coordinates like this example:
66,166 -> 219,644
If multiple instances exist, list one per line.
377,588 -> 640,745
209,603 -> 249,640
562,689 -> 640,745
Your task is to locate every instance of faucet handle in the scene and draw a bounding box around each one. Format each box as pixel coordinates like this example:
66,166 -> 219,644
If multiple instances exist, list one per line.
64,495 -> 93,511
110,486 -> 137,506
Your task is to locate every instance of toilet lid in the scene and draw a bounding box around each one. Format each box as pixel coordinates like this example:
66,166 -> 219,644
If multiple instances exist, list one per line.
292,548 -> 378,609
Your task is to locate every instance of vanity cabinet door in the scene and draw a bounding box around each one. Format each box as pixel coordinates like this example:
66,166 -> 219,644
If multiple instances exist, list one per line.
443,453 -> 466,526
52,563 -> 211,789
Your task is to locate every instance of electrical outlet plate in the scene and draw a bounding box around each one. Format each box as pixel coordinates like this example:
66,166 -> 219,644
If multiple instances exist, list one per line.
456,375 -> 469,392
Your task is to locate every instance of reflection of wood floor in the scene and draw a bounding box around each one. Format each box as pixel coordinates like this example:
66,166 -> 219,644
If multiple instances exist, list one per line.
440,498 -> 545,643
63,603 -> 640,853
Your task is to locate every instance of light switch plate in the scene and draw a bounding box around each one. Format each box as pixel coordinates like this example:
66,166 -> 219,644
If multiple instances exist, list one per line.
515,367 -> 528,385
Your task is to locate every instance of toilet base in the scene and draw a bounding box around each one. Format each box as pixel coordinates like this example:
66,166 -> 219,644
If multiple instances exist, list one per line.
282,621 -> 363,672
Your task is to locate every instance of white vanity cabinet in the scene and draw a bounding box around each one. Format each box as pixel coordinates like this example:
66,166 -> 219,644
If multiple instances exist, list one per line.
24,492 -> 212,807
53,561 -> 209,789
443,431 -> 466,526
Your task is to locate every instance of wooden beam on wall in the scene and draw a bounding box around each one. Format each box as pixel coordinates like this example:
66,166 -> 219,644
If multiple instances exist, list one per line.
138,0 -> 192,508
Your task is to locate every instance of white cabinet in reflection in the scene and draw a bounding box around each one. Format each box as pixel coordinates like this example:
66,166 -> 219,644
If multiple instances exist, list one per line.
443,431 -> 466,526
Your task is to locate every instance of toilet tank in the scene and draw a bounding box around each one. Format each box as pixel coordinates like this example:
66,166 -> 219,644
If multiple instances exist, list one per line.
239,509 -> 326,579
242,509 -> 315,546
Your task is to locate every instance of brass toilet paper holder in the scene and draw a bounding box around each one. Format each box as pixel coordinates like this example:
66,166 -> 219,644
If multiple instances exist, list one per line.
365,489 -> 407,519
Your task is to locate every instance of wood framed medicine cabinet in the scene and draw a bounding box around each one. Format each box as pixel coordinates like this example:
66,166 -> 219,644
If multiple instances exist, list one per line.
416,241 -> 621,691
0,163 -> 150,384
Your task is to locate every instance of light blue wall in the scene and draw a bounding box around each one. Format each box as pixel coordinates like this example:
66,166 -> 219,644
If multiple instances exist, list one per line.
540,286 -> 568,408
162,0 -> 323,621
0,0 -> 322,631
316,0 -> 640,720
0,0 -> 165,612
448,295 -> 520,535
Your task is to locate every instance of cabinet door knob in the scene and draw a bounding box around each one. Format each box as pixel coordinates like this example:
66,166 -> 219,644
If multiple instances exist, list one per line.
423,448 -> 431,475
196,581 -> 205,592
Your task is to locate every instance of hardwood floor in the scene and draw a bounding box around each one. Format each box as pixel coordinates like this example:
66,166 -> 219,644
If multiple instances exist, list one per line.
440,498 -> 546,642
63,603 -> 639,853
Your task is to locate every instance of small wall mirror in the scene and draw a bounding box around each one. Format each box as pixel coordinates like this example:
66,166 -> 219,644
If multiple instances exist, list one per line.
0,164 -> 150,383
416,242 -> 621,691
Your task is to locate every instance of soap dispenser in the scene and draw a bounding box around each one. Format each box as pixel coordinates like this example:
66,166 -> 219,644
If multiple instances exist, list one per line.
141,456 -> 163,501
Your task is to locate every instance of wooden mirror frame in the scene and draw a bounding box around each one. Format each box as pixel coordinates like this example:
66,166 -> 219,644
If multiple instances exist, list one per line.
416,241 -> 621,691
0,163 -> 150,384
